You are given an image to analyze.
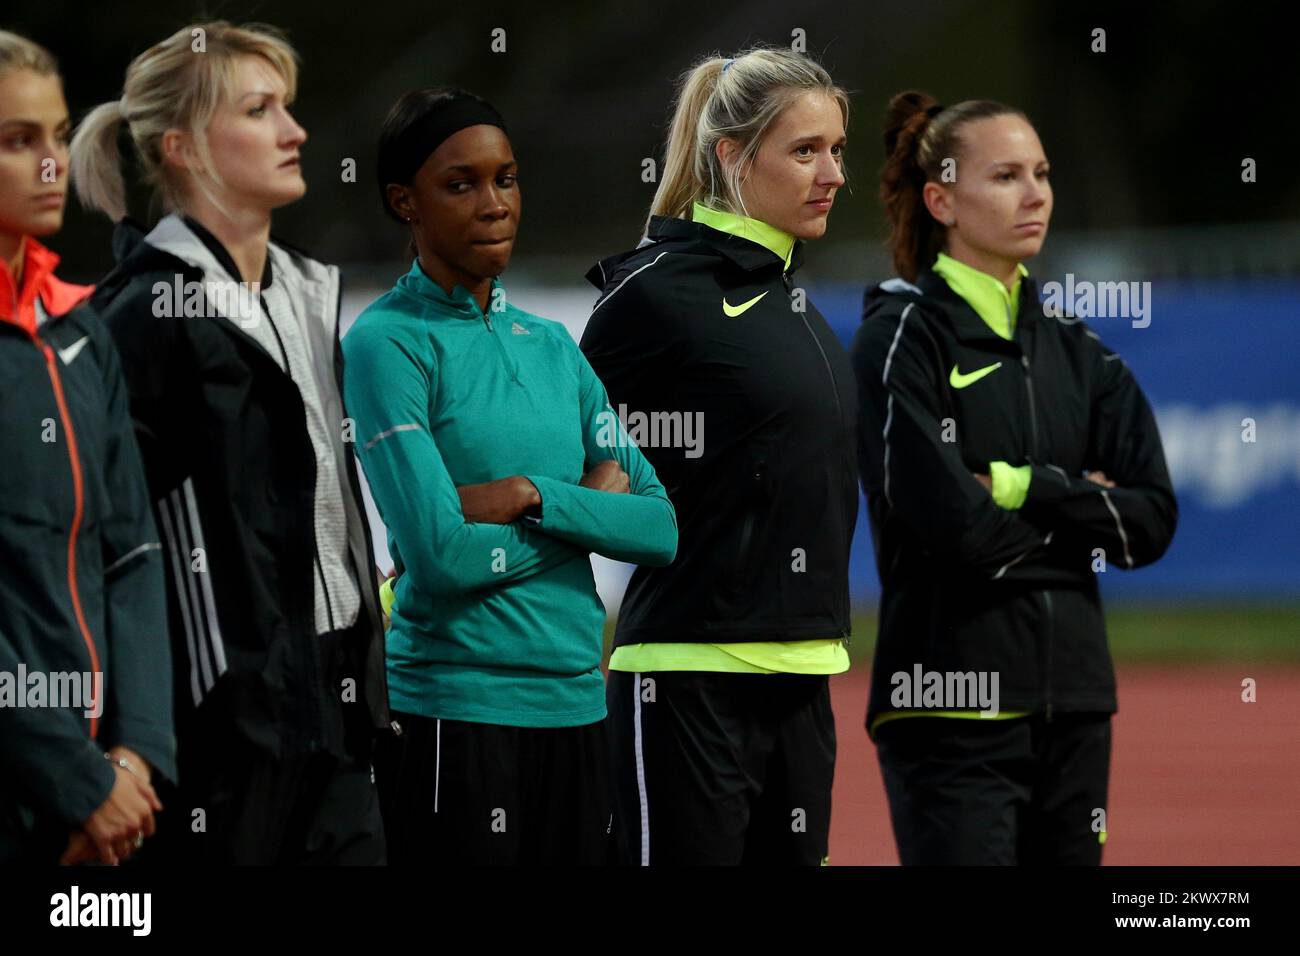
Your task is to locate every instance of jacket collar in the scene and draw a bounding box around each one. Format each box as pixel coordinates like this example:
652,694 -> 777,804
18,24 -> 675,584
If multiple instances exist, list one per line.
646,214 -> 806,275
0,235 -> 93,334
914,267 -> 1041,350
114,214 -> 341,375
143,214 -> 265,292
690,202 -> 796,269
182,214 -> 273,288
395,257 -> 502,320
932,252 -> 1028,341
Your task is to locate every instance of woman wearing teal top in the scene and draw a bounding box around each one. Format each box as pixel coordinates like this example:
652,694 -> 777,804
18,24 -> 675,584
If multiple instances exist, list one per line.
343,89 -> 677,865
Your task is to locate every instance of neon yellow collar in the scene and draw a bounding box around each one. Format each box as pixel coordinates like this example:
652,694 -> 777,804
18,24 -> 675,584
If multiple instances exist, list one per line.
692,202 -> 795,270
933,251 -> 1029,340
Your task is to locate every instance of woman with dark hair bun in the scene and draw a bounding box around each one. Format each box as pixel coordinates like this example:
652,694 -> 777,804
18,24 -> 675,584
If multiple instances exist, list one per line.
345,88 -> 676,865
851,90 -> 1177,865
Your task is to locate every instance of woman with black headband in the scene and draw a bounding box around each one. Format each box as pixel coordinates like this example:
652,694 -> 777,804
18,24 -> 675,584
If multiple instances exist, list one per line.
343,88 -> 677,865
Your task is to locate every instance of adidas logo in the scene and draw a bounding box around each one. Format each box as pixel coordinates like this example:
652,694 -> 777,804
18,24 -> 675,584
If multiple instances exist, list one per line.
511,321 -> 530,335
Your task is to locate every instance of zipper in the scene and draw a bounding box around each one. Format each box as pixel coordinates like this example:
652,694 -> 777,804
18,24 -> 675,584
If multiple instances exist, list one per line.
1020,354 -> 1040,457
35,332 -> 102,737
267,293 -> 339,637
1021,343 -> 1054,722
482,311 -> 520,384
314,550 -> 337,632
260,291 -> 332,746
791,276 -> 852,640
731,469 -> 761,592
799,310 -> 843,423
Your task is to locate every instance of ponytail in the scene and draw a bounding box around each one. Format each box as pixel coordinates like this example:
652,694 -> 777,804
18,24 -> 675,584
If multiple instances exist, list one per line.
880,90 -> 1025,282
649,57 -> 727,227
70,101 -> 129,222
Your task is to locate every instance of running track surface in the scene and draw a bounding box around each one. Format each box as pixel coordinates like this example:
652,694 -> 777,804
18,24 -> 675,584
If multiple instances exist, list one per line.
828,665 -> 1300,865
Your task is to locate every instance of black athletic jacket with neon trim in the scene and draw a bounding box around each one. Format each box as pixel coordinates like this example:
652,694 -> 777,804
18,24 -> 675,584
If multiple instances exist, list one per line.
581,216 -> 858,645
851,269 -> 1178,732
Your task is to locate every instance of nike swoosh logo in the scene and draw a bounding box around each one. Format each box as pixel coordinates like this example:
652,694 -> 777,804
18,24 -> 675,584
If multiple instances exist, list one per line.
949,361 -> 1003,389
722,291 -> 768,317
59,336 -> 90,366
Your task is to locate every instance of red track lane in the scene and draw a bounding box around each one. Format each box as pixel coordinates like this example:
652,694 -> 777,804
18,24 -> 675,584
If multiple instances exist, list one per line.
827,664 -> 1300,865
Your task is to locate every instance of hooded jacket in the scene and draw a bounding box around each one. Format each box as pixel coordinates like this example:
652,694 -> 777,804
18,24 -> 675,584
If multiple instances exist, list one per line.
851,268 -> 1178,733
83,216 -> 388,759
581,214 -> 859,646
0,236 -> 174,859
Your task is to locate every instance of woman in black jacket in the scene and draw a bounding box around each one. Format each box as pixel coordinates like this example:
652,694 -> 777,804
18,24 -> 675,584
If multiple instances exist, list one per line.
850,91 -> 1177,865
581,46 -> 858,866
70,21 -> 388,864
0,29 -> 172,866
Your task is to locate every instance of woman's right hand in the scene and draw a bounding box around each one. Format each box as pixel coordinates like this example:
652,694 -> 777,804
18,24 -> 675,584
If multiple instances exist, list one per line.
81,764 -> 162,865
457,476 -> 541,524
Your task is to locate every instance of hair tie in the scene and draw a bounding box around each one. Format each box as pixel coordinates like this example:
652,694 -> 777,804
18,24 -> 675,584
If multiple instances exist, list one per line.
722,58 -> 735,73
925,103 -> 945,119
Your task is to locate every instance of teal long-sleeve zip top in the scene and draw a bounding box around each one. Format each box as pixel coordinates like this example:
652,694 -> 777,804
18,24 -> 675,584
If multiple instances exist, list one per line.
342,260 -> 677,727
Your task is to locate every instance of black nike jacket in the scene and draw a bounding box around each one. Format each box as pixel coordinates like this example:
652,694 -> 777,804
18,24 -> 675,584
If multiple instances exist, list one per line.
581,215 -> 859,646
851,269 -> 1178,733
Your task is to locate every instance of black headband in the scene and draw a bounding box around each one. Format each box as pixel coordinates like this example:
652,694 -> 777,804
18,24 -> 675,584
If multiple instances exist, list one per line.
377,93 -> 508,220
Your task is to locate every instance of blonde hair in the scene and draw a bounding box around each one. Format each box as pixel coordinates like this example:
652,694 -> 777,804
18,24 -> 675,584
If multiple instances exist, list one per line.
0,29 -> 59,80
71,20 -> 299,222
648,46 -> 849,231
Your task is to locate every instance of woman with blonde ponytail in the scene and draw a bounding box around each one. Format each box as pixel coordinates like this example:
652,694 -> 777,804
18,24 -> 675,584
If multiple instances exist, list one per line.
0,29 -> 173,866
581,46 -> 858,866
72,21 -> 391,865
